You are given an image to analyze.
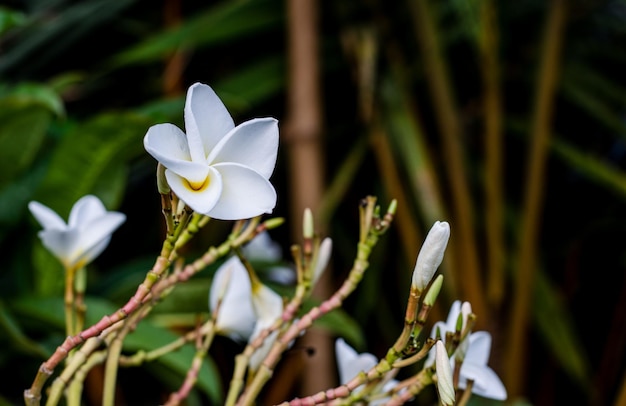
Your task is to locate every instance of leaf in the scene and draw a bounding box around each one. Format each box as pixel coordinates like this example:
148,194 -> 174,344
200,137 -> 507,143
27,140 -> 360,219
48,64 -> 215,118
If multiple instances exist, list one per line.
32,112 -> 153,215
0,99 -> 52,187
550,136 -> 626,200
533,268 -> 590,389
11,296 -> 223,403
111,0 -> 283,67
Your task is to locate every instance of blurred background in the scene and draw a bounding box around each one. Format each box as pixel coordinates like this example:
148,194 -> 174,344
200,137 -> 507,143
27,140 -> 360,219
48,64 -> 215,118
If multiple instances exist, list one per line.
0,0 -> 625,405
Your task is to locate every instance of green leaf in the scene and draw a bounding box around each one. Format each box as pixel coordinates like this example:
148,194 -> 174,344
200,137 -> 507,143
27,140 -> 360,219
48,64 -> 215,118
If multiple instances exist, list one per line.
112,0 -> 283,67
32,112 -> 153,215
0,99 -> 51,187
31,240 -> 65,297
0,6 -> 26,36
11,296 -> 223,403
533,269 -> 590,389
550,136 -> 626,200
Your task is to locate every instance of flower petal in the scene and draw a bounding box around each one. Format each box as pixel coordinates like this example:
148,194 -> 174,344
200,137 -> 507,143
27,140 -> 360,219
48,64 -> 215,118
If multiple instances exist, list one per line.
68,195 -> 106,229
445,300 -> 462,330
335,338 -> 378,385
243,231 -> 282,261
38,228 -> 79,266
69,212 -> 126,267
251,283 -> 283,323
208,118 -> 279,179
209,256 -> 256,340
144,123 -> 209,183
208,163 -> 277,220
465,331 -> 492,366
28,201 -> 67,230
185,83 -> 235,159
165,167 -> 222,215
459,362 -> 507,400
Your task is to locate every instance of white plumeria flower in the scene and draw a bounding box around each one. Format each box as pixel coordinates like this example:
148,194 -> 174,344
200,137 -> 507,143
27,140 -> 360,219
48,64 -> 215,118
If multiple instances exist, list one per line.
143,82 -> 279,220
335,338 -> 398,405
411,221 -> 450,291
209,254 -> 284,359
28,195 -> 126,269
209,256 -> 257,340
426,301 -> 507,401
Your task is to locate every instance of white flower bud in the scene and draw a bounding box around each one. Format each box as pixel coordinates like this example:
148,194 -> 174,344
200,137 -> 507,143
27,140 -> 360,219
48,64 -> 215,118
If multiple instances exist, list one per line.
435,340 -> 456,405
411,221 -> 450,291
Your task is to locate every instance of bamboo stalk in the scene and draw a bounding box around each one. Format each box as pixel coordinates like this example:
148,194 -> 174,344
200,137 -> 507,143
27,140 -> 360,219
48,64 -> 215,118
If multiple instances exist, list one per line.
505,0 -> 568,398
409,0 -> 487,324
479,0 -> 506,309
283,0 -> 333,400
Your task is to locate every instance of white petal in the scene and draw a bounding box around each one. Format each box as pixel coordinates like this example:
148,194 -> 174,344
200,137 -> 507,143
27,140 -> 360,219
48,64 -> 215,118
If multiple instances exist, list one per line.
69,212 -> 126,267
243,231 -> 282,261
28,201 -> 67,230
165,167 -> 222,215
335,338 -> 378,385
465,331 -> 492,366
76,236 -> 111,268
68,195 -> 106,229
445,300 -> 462,330
411,221 -> 450,290
144,123 -> 209,183
435,341 -> 455,405
251,283 -> 283,323
209,256 -> 256,340
184,83 -> 235,158
248,326 -> 279,371
207,163 -> 277,220
38,228 -> 79,266
208,118 -> 279,179
459,362 -> 507,400
312,237 -> 332,286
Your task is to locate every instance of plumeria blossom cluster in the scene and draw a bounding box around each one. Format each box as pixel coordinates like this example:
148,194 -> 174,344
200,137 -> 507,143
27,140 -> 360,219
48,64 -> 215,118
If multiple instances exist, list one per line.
24,82 -> 506,406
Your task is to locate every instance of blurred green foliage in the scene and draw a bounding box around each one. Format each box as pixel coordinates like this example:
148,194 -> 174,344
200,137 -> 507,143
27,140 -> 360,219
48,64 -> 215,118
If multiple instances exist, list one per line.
0,0 -> 625,405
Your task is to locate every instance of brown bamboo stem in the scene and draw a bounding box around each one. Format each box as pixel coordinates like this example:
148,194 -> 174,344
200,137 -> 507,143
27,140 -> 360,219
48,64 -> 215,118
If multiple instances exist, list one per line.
479,1 -> 506,309
283,0 -> 332,399
505,0 -> 567,398
409,0 -> 487,324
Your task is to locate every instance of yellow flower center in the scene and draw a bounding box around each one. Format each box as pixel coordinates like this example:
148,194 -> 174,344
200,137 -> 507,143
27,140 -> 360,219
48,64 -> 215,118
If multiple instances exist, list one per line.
184,176 -> 210,192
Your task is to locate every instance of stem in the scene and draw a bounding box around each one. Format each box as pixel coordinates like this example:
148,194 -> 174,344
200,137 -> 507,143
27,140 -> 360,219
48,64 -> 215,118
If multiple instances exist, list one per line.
102,302 -> 150,406
237,198 -> 394,406
163,321 -> 216,405
64,267 -> 76,338
505,0 -> 567,397
409,0 -> 487,323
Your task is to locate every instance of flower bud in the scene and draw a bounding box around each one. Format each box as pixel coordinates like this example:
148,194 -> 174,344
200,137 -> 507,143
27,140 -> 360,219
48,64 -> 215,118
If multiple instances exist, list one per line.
312,237 -> 332,286
435,340 -> 455,405
303,208 -> 314,239
423,274 -> 444,306
411,221 -> 450,291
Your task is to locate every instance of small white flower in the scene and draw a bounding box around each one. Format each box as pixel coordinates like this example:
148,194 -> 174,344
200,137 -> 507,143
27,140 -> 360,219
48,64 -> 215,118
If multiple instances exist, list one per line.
435,341 -> 455,406
411,221 -> 450,291
208,255 -> 284,368
143,82 -> 279,220
209,256 -> 257,340
28,195 -> 126,269
335,338 -> 398,405
426,301 -> 507,401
